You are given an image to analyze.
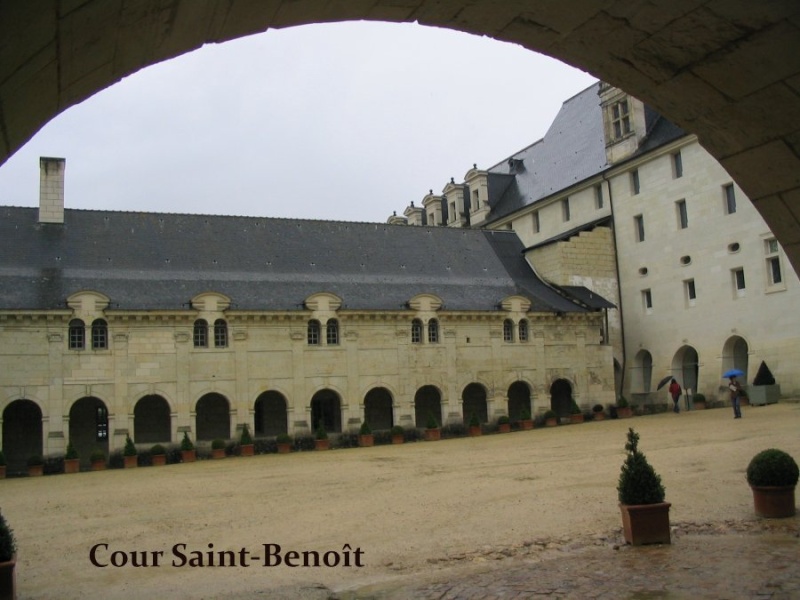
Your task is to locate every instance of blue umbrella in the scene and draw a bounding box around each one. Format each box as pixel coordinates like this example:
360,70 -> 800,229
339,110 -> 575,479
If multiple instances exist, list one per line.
723,369 -> 744,378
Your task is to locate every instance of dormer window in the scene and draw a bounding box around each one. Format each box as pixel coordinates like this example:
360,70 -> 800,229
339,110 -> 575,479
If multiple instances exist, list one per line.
411,319 -> 423,344
611,100 -> 631,140
428,319 -> 439,344
326,319 -> 339,345
193,320 -> 208,348
503,319 -> 514,343
214,319 -> 228,347
68,319 -> 85,350
307,320 -> 321,345
91,319 -> 108,349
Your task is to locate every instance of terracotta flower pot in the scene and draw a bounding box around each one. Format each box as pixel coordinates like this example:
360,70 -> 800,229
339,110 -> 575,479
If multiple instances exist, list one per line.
28,465 -> 43,477
424,428 -> 441,441
570,413 -> 584,424
545,418 -> 558,427
240,444 -> 254,457
211,448 -> 225,460
520,419 -> 534,431
91,459 -> 106,471
315,439 -> 330,451
750,485 -> 796,518
64,458 -> 80,474
0,555 -> 16,600
594,412 -> 605,421
151,454 -> 167,467
277,443 -> 292,454
181,449 -> 196,463
123,455 -> 138,469
498,423 -> 511,434
619,502 -> 671,546
358,434 -> 374,448
617,407 -> 633,418
468,426 -> 481,437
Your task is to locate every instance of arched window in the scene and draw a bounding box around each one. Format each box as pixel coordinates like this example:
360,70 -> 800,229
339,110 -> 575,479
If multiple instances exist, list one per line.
214,319 -> 228,347
326,319 -> 339,345
91,319 -> 108,349
307,320 -> 321,345
411,319 -> 423,344
518,319 -> 529,342
503,319 -> 514,342
193,319 -> 208,348
68,319 -> 85,350
428,319 -> 439,343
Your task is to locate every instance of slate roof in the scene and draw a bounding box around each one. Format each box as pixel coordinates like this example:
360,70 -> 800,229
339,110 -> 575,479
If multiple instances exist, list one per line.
0,207 -> 598,313
485,82 -> 687,222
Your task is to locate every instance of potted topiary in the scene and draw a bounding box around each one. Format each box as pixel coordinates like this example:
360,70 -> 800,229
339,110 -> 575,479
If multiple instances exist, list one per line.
592,404 -> 605,421
543,409 -> 558,427
746,448 -> 798,518
64,442 -> 80,474
390,425 -> 405,445
239,424 -> 254,456
617,428 -> 670,545
314,425 -> 330,451
748,361 -> 780,406
150,444 -> 167,466
0,450 -> 6,480
424,413 -> 441,441
180,431 -> 196,463
27,455 -> 44,477
497,415 -> 511,434
569,400 -> 584,424
0,508 -> 17,600
358,421 -> 374,447
519,408 -> 534,431
617,396 -> 632,418
90,449 -> 106,471
276,433 -> 292,454
211,439 -> 226,459
123,435 -> 138,468
468,413 -> 482,437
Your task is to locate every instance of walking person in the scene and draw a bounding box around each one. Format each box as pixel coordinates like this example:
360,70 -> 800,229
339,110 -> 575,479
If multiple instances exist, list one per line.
668,378 -> 682,413
729,376 -> 743,419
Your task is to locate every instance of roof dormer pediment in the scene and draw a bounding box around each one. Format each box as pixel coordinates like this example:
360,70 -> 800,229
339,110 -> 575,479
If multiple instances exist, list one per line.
191,292 -> 231,313
304,292 -> 343,312
500,295 -> 531,313
66,290 -> 110,317
408,293 -> 443,312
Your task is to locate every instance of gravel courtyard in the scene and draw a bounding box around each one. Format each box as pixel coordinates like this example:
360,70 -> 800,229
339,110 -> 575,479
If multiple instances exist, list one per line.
2,402 -> 799,599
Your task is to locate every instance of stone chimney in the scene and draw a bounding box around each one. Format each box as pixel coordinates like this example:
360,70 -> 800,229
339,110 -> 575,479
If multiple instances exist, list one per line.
39,157 -> 65,224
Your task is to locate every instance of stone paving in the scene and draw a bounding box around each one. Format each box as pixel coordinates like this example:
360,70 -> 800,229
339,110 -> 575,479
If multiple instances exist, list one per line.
335,519 -> 800,600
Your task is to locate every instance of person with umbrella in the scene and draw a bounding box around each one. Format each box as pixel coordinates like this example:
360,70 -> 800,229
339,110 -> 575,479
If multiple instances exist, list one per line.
725,369 -> 744,419
668,378 -> 682,413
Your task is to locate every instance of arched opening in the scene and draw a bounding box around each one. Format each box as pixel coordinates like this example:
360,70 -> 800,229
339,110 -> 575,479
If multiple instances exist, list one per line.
69,397 -> 109,466
722,336 -> 749,382
632,350 -> 653,393
414,385 -> 442,428
310,390 -> 342,433
550,379 -> 573,417
462,383 -> 488,424
195,393 -> 230,441
364,388 -> 393,431
133,395 -> 171,444
2,399 -> 42,474
254,391 -> 288,437
507,381 -> 531,422
672,346 -> 700,395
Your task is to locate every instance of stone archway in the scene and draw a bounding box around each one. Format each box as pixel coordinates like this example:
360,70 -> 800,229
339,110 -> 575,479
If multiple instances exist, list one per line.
254,391 -> 288,437
133,395 -> 171,444
364,388 -> 393,431
310,390 -> 342,434
507,381 -> 531,422
550,379 -> 573,417
462,383 -> 488,425
3,4 -> 800,271
722,336 -> 749,382
195,393 -> 231,441
414,385 -> 442,428
2,399 -> 42,474
672,346 -> 700,395
69,397 -> 109,466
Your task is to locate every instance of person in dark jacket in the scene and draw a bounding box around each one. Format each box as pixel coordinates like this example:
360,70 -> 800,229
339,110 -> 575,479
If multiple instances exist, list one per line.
668,379 -> 682,413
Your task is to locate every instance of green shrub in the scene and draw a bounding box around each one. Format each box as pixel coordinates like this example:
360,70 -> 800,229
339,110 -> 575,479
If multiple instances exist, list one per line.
426,413 -> 439,429
543,410 -> 557,420
123,436 -> 137,457
497,415 -> 510,425
569,400 -> 581,415
693,393 -> 706,403
390,425 -> 404,436
65,442 -> 79,460
27,455 -> 43,467
359,421 -> 371,435
180,432 -> 194,451
746,449 -> 799,487
150,444 -> 166,456
592,404 -> 604,413
0,509 -> 16,562
315,425 -> 328,440
90,449 -> 106,462
240,424 -> 253,445
469,413 -> 480,427
617,428 -> 665,505
211,439 -> 226,450
276,433 -> 292,444
519,408 -> 532,421
617,396 -> 629,408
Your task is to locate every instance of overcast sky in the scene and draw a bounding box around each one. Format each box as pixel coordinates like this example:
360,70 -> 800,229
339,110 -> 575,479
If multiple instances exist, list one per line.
0,21 -> 596,223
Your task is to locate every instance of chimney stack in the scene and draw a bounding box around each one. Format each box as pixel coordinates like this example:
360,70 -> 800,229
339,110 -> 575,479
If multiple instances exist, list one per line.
39,157 -> 65,224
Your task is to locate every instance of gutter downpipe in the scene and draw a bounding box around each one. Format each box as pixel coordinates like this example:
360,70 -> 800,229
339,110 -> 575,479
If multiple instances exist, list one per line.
604,172 -> 626,400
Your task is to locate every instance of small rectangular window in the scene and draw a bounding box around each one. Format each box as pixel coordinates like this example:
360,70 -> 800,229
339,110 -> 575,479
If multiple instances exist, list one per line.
733,268 -> 746,297
642,289 -> 653,312
562,198 -> 571,222
684,279 -> 696,306
724,184 -> 736,214
594,184 -> 604,209
631,170 -> 640,195
764,238 -> 784,288
634,214 -> 645,242
676,199 -> 688,229
672,151 -> 683,178
532,211 -> 540,234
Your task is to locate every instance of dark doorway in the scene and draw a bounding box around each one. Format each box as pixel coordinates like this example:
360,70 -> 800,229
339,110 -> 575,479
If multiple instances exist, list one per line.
462,383 -> 488,424
364,388 -> 393,430
69,397 -> 109,467
550,379 -> 573,417
134,395 -> 171,444
414,385 -> 442,428
254,391 -> 288,437
3,399 -> 42,474
196,393 -> 230,441
311,390 -> 342,433
507,381 -> 532,421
